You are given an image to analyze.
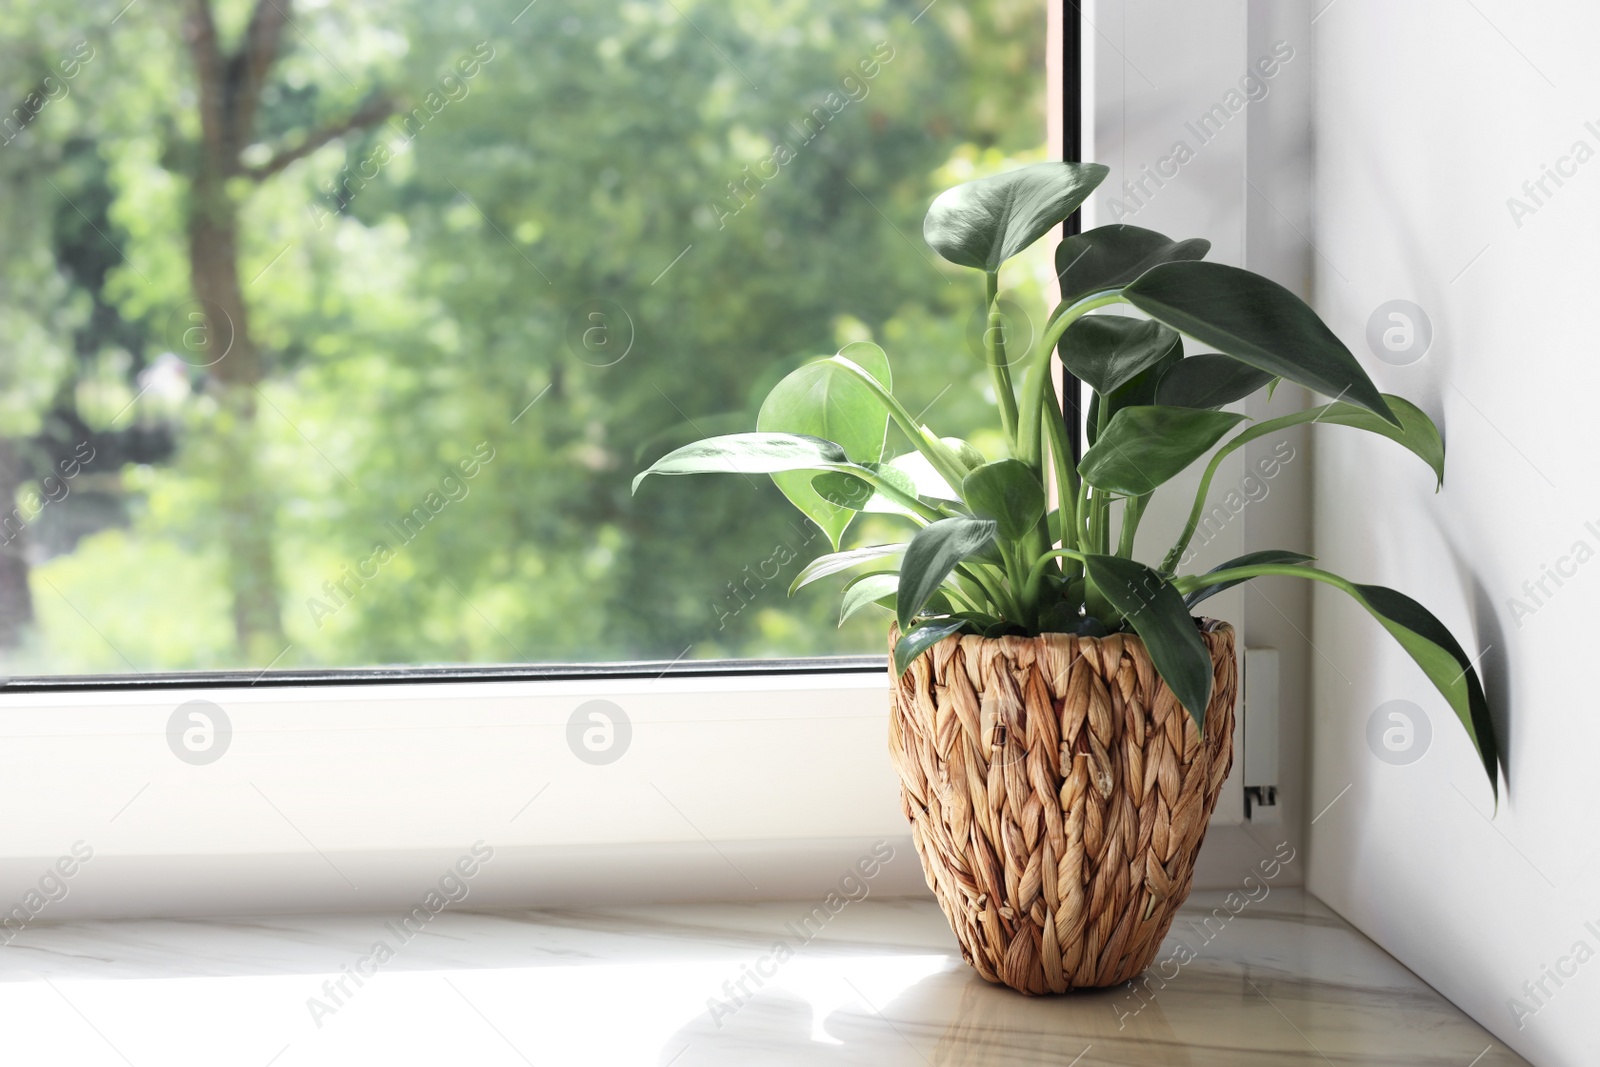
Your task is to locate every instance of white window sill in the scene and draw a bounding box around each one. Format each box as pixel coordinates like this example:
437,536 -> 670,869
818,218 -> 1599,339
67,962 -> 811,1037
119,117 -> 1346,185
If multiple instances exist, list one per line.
0,663 -> 1250,918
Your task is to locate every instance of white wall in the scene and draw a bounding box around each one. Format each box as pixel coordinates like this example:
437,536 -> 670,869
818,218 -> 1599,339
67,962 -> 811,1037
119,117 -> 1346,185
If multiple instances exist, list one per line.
1308,3 -> 1600,1065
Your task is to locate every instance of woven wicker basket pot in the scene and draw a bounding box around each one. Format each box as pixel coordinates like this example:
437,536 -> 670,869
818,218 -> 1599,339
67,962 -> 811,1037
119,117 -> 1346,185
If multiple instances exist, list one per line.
887,619 -> 1237,995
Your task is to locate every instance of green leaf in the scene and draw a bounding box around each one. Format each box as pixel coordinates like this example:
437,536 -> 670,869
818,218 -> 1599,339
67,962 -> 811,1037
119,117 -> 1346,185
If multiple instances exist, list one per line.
1056,224 -> 1211,305
923,162 -> 1109,272
821,353 -> 974,493
885,437 -> 983,503
1083,554 -> 1213,728
790,543 -> 904,596
1347,582 -> 1498,795
810,470 -> 873,511
896,517 -> 997,631
810,463 -> 921,516
859,478 -> 927,517
1221,394 -> 1444,489
1058,315 -> 1182,395
757,342 -> 894,549
1184,549 -> 1315,608
960,459 -> 1046,543
892,617 -> 972,677
1079,406 -> 1248,496
839,573 -> 951,626
1085,333 -> 1186,446
1124,262 -> 1397,424
633,432 -> 851,493
1318,398 -> 1444,488
1156,353 -> 1276,409
1160,394 -> 1444,574
838,572 -> 901,625
1168,561 -> 1498,795
886,451 -> 957,502
759,342 -> 892,465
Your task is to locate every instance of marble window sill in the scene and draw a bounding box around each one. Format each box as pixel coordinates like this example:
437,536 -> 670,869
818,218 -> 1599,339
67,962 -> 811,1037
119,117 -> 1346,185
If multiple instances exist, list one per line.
0,888 -> 1523,1066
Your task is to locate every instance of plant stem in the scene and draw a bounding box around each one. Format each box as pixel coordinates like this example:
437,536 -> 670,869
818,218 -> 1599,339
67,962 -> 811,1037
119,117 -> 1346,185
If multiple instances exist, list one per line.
985,272 -> 1019,445
1117,494 -> 1149,557
1171,561 -> 1338,596
1162,443 -> 1232,573
1007,540 -> 1044,627
825,355 -> 971,492
1025,547 -> 1088,591
1017,291 -> 1124,468
952,570 -> 987,609
1075,386 -> 1118,622
938,582 -> 983,614
850,466 -> 943,523
1041,368 -> 1080,553
1160,407 -> 1315,573
1009,368 -> 1085,616
960,561 -> 1024,622
1074,469 -> 1091,546
1088,391 -> 1112,553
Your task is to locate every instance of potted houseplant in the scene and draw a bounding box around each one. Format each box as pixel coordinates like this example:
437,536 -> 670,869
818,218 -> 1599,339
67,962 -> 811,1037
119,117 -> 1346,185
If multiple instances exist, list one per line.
633,162 -> 1498,995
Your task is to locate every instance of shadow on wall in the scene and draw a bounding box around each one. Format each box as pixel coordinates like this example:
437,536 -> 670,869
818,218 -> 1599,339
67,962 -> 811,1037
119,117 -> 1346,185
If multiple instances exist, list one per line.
1338,154 -> 1512,792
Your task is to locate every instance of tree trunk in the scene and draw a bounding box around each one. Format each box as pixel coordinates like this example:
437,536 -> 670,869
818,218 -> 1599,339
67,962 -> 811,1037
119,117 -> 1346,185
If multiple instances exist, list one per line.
187,160 -> 286,657
179,0 -> 387,661
0,441 -> 34,648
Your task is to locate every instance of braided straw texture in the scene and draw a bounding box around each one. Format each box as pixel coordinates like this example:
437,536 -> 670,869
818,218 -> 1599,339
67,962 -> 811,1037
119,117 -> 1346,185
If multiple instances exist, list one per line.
888,620 -> 1236,994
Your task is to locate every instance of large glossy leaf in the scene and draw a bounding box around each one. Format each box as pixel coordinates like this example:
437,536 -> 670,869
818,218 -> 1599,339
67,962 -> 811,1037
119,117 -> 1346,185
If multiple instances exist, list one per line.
1086,335 -> 1185,446
1169,561 -> 1499,795
1318,399 -> 1444,487
758,342 -> 893,550
961,460 -> 1046,543
892,618 -> 972,677
1346,581 -> 1498,795
896,518 -> 997,631
1156,353 -> 1276,409
1083,554 -> 1213,727
789,543 -> 904,596
1162,394 -> 1444,575
1124,262 -> 1396,424
923,162 -> 1109,272
1058,315 -> 1182,395
1220,394 -> 1444,488
633,432 -> 850,493
1183,549 -> 1315,608
1079,406 -> 1248,496
1056,224 -> 1211,306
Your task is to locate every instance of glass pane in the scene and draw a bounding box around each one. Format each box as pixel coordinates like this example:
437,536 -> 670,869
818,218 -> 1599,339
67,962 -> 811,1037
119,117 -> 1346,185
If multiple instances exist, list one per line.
0,0 -> 1047,674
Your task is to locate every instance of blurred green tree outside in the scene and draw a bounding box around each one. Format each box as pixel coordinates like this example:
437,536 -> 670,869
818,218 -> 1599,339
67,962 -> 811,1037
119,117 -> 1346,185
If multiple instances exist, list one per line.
0,0 -> 1048,673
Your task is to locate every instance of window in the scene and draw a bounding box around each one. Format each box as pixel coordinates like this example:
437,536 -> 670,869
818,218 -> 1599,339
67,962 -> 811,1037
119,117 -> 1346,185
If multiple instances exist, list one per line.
0,0 -> 1051,678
